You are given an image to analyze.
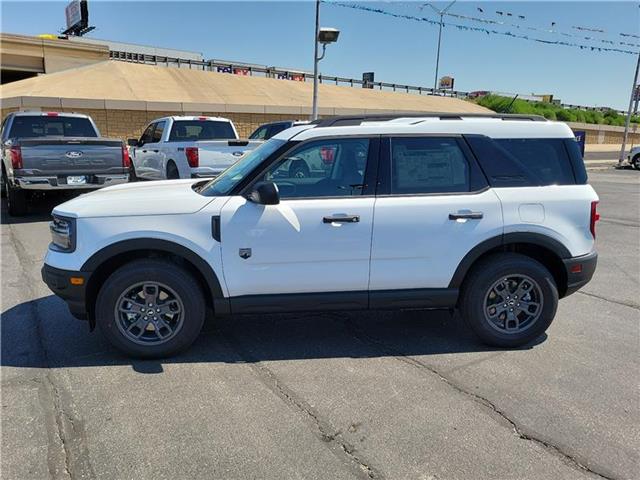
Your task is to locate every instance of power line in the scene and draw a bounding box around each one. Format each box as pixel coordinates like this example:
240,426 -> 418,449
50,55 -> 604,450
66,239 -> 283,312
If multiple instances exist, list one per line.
324,1 -> 639,55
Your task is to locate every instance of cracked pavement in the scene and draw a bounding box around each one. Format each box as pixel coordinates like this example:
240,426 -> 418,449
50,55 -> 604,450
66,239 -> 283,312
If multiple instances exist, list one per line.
1,170 -> 639,479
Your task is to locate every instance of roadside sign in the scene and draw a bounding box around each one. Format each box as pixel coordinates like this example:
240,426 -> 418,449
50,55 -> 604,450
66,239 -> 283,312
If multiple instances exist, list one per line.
362,72 -> 375,89
439,76 -> 454,90
574,130 -> 586,157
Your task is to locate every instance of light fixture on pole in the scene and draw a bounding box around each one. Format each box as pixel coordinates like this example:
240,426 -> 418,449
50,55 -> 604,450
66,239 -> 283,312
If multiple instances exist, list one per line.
311,0 -> 340,120
425,0 -> 457,94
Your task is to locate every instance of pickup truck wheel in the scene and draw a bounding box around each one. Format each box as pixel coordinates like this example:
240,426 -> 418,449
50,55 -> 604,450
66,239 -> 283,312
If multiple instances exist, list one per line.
166,161 -> 179,180
95,259 -> 205,358
1,168 -> 7,198
460,253 -> 558,348
7,186 -> 27,216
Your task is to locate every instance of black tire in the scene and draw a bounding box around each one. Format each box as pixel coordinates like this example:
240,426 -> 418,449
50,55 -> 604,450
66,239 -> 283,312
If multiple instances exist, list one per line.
166,161 -> 179,180
289,159 -> 310,179
460,253 -> 558,348
129,163 -> 139,182
7,185 -> 27,216
1,166 -> 7,198
95,259 -> 206,358
632,155 -> 640,170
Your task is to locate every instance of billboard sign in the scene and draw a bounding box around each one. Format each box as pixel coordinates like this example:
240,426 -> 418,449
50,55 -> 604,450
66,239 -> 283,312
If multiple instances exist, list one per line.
439,76 -> 454,90
65,0 -> 82,30
362,72 -> 375,89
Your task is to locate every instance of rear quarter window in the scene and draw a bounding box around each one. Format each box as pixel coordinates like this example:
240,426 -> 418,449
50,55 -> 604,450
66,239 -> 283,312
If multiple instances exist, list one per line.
466,136 -> 581,187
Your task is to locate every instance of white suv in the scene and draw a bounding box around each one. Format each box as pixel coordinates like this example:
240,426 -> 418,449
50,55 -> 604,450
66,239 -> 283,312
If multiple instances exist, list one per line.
42,114 -> 599,358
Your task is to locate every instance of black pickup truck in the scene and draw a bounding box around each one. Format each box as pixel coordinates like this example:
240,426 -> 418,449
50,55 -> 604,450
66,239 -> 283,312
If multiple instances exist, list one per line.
1,112 -> 130,215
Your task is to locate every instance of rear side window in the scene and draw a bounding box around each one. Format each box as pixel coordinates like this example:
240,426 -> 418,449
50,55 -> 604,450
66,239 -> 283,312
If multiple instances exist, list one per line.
168,120 -> 236,141
8,116 -> 98,138
267,123 -> 289,138
466,136 -> 579,186
389,137 -> 473,194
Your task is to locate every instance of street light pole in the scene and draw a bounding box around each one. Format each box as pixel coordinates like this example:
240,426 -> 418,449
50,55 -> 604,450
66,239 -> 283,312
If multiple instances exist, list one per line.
311,0 -> 321,120
618,50 -> 640,167
427,0 -> 456,94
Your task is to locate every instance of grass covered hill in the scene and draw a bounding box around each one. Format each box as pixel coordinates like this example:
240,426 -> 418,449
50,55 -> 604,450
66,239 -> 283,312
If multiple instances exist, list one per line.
474,95 -> 638,126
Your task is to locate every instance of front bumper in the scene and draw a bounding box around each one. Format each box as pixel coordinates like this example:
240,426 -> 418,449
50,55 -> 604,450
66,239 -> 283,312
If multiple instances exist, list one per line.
562,251 -> 598,297
41,264 -> 90,320
16,174 -> 129,190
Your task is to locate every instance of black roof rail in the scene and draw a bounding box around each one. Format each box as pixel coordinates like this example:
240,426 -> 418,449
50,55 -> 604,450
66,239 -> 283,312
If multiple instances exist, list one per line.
311,113 -> 547,127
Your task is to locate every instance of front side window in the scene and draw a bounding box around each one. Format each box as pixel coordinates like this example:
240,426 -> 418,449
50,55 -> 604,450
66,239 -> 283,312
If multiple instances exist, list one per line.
139,124 -> 155,145
168,120 -> 236,141
258,138 -> 370,199
249,126 -> 270,140
8,116 -> 98,138
390,137 -> 470,194
152,121 -> 166,143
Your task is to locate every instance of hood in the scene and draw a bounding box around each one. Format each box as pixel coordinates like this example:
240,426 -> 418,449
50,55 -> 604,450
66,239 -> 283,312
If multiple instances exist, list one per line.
53,179 -> 215,218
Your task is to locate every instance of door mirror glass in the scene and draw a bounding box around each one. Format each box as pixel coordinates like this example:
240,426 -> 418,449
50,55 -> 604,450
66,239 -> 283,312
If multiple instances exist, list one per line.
127,138 -> 139,147
247,181 -> 280,205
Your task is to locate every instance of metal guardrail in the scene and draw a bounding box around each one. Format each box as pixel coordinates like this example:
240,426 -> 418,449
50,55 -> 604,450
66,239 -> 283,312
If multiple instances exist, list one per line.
108,50 -> 470,98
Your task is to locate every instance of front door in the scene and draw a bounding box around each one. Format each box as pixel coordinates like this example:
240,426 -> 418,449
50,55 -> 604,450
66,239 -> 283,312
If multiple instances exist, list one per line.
220,136 -> 378,312
369,136 -> 503,300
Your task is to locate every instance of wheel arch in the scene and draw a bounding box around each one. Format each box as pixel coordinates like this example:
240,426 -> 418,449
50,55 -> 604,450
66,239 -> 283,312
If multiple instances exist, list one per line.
82,238 -> 229,327
449,233 -> 571,298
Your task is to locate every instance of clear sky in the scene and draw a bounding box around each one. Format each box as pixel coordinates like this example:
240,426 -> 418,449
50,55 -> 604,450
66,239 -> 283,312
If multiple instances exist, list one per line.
1,1 -> 638,110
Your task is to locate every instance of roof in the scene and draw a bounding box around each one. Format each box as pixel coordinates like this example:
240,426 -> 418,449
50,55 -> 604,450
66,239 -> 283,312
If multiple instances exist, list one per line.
0,60 -> 492,116
276,116 -> 573,142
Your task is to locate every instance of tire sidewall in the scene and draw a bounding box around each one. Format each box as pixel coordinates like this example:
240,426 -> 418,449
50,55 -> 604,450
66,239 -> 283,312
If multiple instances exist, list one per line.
167,161 -> 179,179
96,260 -> 205,358
462,254 -> 558,348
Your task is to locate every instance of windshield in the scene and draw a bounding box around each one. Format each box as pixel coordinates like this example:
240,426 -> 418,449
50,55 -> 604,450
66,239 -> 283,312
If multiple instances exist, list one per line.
198,138 -> 287,196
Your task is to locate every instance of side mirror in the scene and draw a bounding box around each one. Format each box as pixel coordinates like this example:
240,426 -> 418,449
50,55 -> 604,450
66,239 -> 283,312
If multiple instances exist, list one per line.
246,181 -> 280,205
127,138 -> 139,147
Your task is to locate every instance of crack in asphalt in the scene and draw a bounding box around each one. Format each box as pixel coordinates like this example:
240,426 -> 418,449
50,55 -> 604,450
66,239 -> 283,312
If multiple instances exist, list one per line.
6,220 -> 95,480
338,316 -> 618,480
576,290 -> 639,310
222,331 -> 382,480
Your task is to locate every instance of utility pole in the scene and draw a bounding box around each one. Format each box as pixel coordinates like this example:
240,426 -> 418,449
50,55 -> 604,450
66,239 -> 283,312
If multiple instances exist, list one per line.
618,50 -> 640,167
427,0 -> 457,93
311,0 -> 321,120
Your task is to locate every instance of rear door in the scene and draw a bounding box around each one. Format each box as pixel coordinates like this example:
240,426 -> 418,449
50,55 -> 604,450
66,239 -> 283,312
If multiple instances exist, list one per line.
219,136 -> 378,311
369,136 -> 503,301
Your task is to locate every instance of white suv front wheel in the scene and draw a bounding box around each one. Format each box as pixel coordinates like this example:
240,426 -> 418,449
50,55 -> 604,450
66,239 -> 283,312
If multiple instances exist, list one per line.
95,259 -> 206,358
460,253 -> 559,348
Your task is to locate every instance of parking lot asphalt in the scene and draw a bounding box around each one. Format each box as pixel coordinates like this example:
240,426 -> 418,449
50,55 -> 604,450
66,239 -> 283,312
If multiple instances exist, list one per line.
1,169 -> 638,480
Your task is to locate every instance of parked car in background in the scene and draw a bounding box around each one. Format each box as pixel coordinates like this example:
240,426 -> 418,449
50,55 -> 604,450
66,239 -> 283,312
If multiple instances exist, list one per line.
249,120 -> 310,140
43,113 -> 598,358
128,116 -> 261,180
1,111 -> 129,216
628,145 -> 640,170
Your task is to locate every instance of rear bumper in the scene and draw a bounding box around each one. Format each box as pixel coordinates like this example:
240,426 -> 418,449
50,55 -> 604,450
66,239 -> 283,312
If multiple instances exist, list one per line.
16,174 -> 129,190
41,263 -> 90,320
563,250 -> 598,297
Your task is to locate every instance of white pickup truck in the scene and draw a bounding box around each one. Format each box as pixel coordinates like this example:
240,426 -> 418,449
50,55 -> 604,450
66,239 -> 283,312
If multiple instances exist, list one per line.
128,116 -> 261,180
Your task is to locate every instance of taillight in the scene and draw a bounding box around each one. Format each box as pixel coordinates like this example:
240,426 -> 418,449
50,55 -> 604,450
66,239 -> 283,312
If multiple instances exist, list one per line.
121,144 -> 131,168
590,201 -> 600,238
185,147 -> 199,168
9,146 -> 22,169
198,116 -> 208,121
45,112 -> 59,116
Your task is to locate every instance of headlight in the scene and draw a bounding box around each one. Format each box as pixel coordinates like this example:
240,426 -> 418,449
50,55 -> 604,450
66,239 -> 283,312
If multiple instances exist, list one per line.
49,215 -> 76,252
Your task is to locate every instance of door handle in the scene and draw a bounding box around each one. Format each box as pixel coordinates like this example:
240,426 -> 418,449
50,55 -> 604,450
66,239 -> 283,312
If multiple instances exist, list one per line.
449,212 -> 483,220
142,150 -> 147,153
323,215 -> 360,224
152,149 -> 159,153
